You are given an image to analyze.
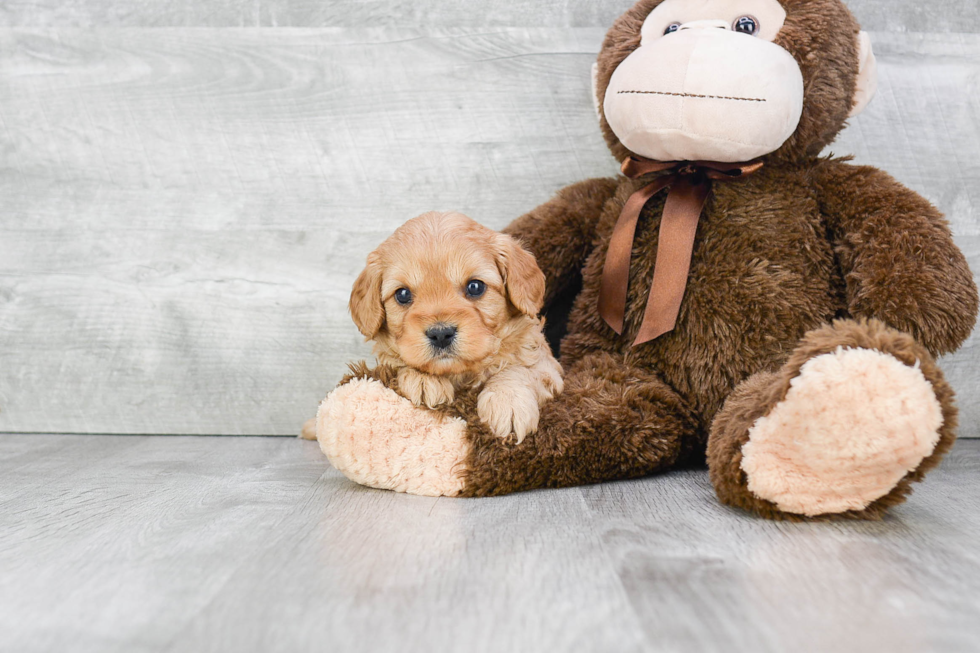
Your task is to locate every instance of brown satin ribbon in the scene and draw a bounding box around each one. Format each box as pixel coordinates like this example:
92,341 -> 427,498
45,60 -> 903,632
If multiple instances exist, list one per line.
599,156 -> 764,346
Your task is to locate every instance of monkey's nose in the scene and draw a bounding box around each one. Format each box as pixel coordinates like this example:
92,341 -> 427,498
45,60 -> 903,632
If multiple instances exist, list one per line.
426,324 -> 458,350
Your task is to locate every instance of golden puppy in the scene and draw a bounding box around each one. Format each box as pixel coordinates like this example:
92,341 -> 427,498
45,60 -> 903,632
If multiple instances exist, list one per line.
347,211 -> 563,442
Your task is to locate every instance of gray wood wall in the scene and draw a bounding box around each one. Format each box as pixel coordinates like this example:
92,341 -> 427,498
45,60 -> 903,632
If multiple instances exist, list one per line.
1,1 -> 977,436
2,0 -> 979,31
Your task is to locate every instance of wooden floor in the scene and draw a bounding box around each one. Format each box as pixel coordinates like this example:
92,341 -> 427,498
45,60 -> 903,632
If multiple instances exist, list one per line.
2,434 -> 979,653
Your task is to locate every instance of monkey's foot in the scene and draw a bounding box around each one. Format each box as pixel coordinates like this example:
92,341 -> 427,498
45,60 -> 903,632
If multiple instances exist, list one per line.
740,347 -> 943,516
710,319 -> 957,519
315,371 -> 468,497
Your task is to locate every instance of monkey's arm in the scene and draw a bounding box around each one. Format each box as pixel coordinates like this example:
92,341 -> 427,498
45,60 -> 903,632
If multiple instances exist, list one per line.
504,178 -> 619,308
815,160 -> 978,356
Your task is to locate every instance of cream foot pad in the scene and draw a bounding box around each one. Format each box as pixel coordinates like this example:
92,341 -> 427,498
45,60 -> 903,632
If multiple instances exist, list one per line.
316,378 -> 468,497
740,347 -> 943,516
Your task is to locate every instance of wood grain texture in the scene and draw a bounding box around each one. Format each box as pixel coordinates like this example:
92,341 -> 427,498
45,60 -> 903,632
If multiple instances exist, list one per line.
1,433 -> 979,652
1,0 -> 978,32
0,435 -> 332,652
581,450 -> 980,653
0,28 -> 977,436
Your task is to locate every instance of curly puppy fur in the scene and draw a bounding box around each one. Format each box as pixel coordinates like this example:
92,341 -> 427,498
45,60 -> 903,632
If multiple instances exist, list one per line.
348,211 -> 563,442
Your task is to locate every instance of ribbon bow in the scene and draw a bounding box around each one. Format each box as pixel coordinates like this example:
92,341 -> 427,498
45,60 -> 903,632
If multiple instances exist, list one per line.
598,156 -> 764,346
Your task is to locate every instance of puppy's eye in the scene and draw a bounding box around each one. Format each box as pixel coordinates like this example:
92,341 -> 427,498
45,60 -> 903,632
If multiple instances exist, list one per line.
465,280 -> 486,299
394,288 -> 413,305
733,16 -> 758,35
663,22 -> 681,35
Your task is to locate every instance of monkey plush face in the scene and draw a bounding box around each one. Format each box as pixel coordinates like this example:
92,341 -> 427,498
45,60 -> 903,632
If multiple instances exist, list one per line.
595,0 -> 877,163
603,0 -> 803,162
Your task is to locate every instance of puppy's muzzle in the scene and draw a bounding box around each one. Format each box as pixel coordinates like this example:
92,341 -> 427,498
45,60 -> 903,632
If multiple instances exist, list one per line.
426,324 -> 458,351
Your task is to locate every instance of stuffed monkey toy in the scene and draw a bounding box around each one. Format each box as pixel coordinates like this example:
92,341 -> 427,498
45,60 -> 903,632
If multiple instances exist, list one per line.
313,0 -> 978,519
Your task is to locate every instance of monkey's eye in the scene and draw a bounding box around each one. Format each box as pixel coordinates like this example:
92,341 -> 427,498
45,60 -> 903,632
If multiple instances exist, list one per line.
733,16 -> 758,35
465,280 -> 486,299
663,23 -> 681,35
394,288 -> 413,305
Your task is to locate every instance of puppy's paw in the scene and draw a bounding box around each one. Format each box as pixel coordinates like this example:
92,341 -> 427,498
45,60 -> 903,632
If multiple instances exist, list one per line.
477,385 -> 540,443
397,368 -> 455,408
538,355 -> 564,401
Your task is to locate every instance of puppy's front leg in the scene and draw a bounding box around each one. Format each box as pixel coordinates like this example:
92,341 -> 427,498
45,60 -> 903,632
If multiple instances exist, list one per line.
397,368 -> 455,408
477,368 -> 541,443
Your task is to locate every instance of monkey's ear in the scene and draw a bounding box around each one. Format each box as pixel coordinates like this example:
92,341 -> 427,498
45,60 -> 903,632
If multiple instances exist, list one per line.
349,253 -> 385,339
591,61 -> 602,121
849,31 -> 878,118
494,234 -> 545,318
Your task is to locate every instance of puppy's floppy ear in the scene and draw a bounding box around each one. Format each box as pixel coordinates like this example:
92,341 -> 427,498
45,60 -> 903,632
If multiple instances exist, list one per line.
494,233 -> 545,317
349,252 -> 385,338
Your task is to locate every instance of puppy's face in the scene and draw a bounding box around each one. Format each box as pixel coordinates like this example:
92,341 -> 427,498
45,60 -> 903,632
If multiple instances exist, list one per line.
349,212 -> 545,376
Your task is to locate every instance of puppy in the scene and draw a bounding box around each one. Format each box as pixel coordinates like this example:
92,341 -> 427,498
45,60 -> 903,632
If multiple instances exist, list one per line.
346,211 -> 563,442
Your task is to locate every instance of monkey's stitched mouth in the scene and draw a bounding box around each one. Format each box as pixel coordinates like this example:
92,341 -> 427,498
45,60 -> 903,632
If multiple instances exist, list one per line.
618,90 -> 767,103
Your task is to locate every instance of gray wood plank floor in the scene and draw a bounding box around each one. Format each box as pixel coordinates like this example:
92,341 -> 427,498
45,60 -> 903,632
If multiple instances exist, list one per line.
2,433 -> 979,653
1,28 -> 977,437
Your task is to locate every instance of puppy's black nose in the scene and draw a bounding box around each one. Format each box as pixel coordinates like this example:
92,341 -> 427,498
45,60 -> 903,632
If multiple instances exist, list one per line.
426,324 -> 457,350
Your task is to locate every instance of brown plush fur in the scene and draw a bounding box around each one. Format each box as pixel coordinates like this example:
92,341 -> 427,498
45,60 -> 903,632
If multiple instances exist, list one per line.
457,0 -> 977,512
335,0 -> 978,517
465,149 -> 975,507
